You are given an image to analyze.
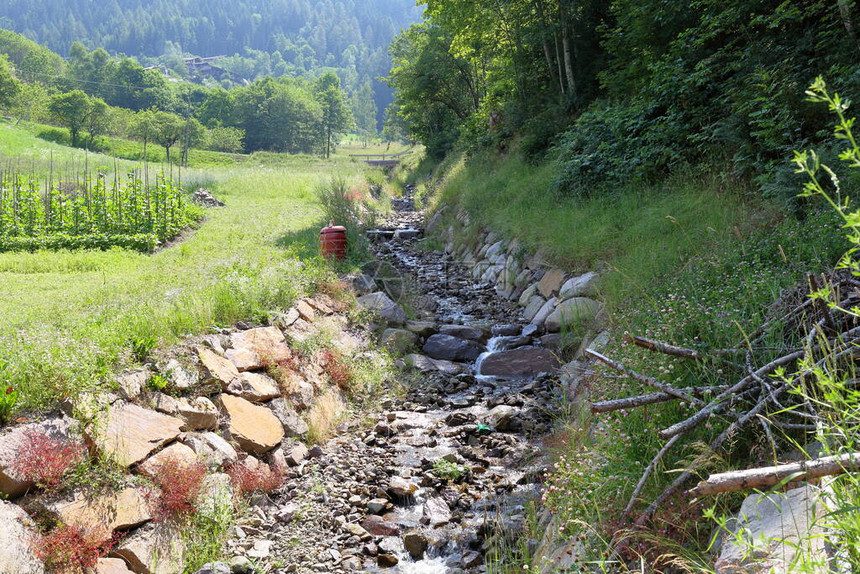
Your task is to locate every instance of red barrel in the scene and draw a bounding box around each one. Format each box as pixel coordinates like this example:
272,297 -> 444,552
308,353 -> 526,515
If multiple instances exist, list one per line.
319,223 -> 348,259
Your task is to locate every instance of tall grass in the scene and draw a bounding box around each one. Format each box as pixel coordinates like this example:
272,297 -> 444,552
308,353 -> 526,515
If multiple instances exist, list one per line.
434,151 -> 756,302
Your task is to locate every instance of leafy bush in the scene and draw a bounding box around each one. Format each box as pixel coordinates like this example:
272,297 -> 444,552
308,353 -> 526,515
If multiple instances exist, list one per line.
553,99 -> 688,197
320,348 -> 353,390
36,126 -> 69,145
14,429 -> 87,490
432,458 -> 467,481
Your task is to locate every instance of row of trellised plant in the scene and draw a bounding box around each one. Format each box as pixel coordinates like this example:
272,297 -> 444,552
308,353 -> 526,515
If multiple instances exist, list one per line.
0,167 -> 203,252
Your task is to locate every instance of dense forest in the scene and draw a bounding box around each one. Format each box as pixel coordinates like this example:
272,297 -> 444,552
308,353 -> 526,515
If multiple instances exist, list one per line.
0,0 -> 422,128
388,0 -> 860,210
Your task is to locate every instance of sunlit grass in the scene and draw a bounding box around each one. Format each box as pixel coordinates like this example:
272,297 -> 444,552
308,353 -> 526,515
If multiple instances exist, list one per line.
0,123 -> 369,412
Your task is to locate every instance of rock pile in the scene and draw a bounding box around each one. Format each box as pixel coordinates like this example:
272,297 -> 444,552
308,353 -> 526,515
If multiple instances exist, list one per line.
0,293 -> 364,574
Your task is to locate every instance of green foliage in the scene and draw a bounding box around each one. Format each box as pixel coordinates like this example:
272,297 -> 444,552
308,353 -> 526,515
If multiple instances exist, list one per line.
0,55 -> 20,109
554,99 -> 687,196
431,458 -> 467,481
0,168 -> 202,253
315,72 -> 354,159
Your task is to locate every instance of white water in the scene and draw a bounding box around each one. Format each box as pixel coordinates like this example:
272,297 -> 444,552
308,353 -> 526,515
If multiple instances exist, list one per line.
473,335 -> 507,375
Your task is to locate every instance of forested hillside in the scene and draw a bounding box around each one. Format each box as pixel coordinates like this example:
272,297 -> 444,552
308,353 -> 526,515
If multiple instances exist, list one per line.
389,0 -> 860,208
0,0 -> 422,127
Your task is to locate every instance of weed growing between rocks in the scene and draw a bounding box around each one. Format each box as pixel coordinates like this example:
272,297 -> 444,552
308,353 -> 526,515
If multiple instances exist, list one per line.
33,525 -> 119,573
149,458 -> 208,520
14,429 -> 87,490
320,348 -> 354,390
183,476 -> 236,573
306,388 -> 347,444
226,458 -> 284,497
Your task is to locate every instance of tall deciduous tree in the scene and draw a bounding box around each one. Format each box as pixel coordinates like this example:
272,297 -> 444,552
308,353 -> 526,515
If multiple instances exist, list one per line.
48,90 -> 91,147
0,55 -> 20,109
314,72 -> 352,158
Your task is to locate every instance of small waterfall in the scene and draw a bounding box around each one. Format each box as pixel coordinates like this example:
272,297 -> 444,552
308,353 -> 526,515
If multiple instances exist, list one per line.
473,336 -> 508,375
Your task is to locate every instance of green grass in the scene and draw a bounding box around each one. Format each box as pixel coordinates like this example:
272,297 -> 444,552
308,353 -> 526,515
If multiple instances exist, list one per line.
434,151 -> 759,302
0,123 -> 369,413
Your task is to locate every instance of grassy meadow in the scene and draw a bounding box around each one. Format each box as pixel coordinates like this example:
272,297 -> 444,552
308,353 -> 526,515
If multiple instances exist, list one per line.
0,123 -> 371,412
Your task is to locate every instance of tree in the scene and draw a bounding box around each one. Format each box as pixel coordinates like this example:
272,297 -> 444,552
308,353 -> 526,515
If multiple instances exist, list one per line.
48,90 -> 91,147
0,55 -> 20,109
180,117 -> 206,166
206,126 -> 245,153
314,71 -> 353,158
151,111 -> 185,164
129,109 -> 157,160
84,97 -> 109,149
351,78 -> 378,146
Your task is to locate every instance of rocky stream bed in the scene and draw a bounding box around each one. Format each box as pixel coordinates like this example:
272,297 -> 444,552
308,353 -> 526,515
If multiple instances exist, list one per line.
250,188 -> 568,573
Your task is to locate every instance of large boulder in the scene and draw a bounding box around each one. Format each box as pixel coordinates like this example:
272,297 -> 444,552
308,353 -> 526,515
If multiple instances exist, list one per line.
559,271 -> 600,300
268,398 -> 309,437
197,348 -> 240,386
218,395 -> 285,455
478,347 -> 560,377
95,558 -> 136,574
404,354 -> 469,375
0,416 -> 77,498
715,483 -> 830,574
225,372 -> 281,402
137,442 -> 199,477
380,328 -> 418,354
423,334 -> 484,363
523,296 -> 546,322
174,396 -> 219,431
537,268 -> 566,298
438,324 -> 486,342
183,432 -> 238,467
227,326 -> 292,371
86,403 -> 184,468
112,521 -> 184,574
0,500 -> 44,574
544,297 -> 605,333
357,292 -> 407,325
530,297 -> 557,326
423,497 -> 451,527
40,486 -> 151,540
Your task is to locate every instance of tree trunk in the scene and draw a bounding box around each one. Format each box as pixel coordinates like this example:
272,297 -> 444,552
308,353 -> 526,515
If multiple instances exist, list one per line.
533,0 -> 560,96
555,35 -> 565,95
559,0 -> 578,105
688,453 -> 860,496
838,0 -> 854,34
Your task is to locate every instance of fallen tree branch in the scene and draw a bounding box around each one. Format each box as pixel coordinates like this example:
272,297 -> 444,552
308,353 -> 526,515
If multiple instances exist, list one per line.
687,452 -> 860,497
584,349 -> 706,406
625,333 -> 701,360
623,434 -> 683,516
591,385 -> 729,413
658,349 -> 806,440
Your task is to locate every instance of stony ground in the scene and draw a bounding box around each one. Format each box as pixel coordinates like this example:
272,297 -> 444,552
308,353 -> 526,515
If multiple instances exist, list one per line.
242,187 -> 567,574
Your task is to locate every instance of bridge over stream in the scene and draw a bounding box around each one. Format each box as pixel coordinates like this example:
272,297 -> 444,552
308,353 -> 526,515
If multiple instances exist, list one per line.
349,149 -> 413,168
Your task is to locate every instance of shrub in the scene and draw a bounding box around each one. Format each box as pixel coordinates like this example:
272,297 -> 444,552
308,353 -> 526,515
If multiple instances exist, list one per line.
226,459 -> 284,496
33,525 -> 116,572
14,430 -> 87,490
150,458 -> 208,520
320,349 -> 353,390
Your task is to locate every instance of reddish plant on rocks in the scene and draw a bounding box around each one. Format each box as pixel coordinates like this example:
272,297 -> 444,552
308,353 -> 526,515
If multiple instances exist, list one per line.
320,349 -> 353,389
33,525 -> 118,572
226,459 -> 284,496
14,430 -> 87,490
150,458 -> 208,520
